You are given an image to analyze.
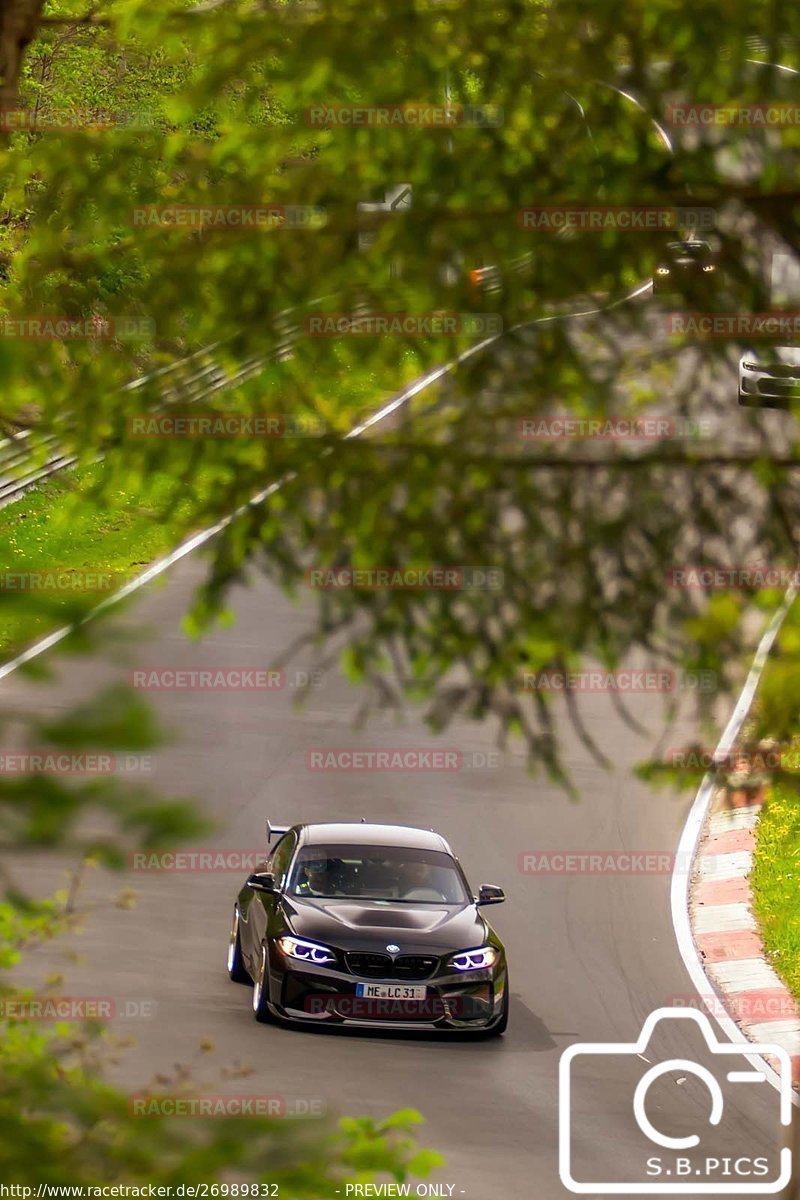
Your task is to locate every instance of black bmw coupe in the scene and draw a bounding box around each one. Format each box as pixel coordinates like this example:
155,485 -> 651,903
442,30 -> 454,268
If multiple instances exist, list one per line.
227,821 -> 509,1035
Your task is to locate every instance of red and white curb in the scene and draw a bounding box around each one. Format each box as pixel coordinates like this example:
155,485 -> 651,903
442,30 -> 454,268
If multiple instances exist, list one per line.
671,582 -> 799,1104
691,798 -> 800,1087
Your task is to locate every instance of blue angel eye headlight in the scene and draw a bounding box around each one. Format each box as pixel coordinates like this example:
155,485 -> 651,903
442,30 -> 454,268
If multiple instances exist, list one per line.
277,936 -> 336,965
449,946 -> 498,971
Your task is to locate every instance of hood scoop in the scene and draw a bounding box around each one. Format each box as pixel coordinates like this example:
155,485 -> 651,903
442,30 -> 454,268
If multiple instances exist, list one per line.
289,897 -> 463,935
348,909 -> 430,928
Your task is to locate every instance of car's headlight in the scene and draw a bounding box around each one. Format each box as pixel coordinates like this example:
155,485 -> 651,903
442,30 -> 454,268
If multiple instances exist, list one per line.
742,360 -> 763,371
277,936 -> 336,965
702,264 -> 716,272
449,946 -> 498,971
655,267 -> 670,275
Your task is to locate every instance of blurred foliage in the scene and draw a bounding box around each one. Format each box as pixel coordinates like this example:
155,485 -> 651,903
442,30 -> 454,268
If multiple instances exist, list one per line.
0,0 -> 797,777
0,0 -> 797,1189
0,1010 -> 441,1188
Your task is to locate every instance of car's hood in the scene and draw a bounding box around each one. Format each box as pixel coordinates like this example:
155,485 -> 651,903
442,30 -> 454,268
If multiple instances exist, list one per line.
743,345 -> 800,367
282,896 -> 490,953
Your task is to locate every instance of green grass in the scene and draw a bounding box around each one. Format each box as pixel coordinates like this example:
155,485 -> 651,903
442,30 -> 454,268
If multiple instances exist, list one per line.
751,780 -> 800,998
0,464 -> 201,658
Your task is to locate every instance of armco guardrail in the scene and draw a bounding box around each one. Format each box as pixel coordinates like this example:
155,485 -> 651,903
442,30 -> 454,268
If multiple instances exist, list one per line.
0,430 -> 76,506
0,276 -> 643,509
0,327 -> 294,509
0,292 -> 348,508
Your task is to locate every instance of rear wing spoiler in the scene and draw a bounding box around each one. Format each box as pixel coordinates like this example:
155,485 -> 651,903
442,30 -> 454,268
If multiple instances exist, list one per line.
266,820 -> 290,845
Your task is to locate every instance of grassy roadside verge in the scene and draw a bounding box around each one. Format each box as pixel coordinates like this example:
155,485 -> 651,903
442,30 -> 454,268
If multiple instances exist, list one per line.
0,463 -> 204,658
750,780 -> 800,998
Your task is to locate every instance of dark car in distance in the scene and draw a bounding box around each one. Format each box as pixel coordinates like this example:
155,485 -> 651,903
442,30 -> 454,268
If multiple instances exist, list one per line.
652,238 -> 720,296
227,821 -> 509,1035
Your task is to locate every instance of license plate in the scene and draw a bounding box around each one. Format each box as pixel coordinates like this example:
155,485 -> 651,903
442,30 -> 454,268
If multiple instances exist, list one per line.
355,983 -> 427,1001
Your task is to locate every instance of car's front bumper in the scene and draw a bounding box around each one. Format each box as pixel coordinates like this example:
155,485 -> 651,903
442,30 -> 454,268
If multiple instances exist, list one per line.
652,272 -> 718,296
265,952 -> 508,1031
739,362 -> 800,407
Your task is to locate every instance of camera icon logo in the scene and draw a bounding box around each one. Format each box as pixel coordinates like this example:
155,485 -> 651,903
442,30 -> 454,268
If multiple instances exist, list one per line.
559,1007 -> 793,1194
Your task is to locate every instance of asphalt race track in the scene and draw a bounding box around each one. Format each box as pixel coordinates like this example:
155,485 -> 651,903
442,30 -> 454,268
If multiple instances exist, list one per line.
5,339 -> 795,1199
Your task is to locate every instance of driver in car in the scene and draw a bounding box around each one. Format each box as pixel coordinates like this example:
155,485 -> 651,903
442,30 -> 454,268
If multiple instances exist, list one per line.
295,858 -> 338,896
400,860 -> 445,900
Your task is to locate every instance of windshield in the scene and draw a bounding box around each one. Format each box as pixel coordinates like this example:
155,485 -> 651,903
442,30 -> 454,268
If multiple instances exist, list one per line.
667,241 -> 709,257
287,844 -> 471,904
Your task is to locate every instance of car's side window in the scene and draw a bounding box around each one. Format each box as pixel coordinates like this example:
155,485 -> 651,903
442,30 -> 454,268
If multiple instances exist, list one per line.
268,832 -> 296,888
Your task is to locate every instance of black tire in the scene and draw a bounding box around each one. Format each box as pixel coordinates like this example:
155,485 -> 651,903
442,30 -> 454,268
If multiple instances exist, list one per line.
252,943 -> 276,1024
227,907 -> 251,984
487,977 -> 509,1037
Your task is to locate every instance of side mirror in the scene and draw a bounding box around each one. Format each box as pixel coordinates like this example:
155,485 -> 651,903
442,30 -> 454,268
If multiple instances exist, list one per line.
247,871 -> 278,894
477,883 -> 505,906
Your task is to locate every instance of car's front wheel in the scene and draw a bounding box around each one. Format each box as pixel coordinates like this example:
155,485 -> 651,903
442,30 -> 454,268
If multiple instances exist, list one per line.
227,907 -> 251,984
252,943 -> 276,1023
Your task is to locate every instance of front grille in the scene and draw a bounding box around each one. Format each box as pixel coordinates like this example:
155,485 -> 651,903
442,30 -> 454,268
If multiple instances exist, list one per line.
346,952 -> 392,977
758,378 -> 799,394
394,955 -> 438,979
345,952 -> 438,980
